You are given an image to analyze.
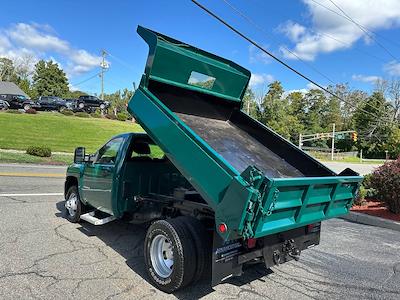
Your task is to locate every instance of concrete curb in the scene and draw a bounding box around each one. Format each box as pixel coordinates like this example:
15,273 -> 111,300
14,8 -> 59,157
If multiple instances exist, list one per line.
340,211 -> 400,232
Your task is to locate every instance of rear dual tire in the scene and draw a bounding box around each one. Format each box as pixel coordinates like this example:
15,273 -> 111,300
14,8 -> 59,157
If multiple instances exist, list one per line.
144,217 -> 209,293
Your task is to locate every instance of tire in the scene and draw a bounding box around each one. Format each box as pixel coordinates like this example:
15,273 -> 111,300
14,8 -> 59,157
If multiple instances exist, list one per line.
177,216 -> 211,282
144,218 -> 197,293
78,102 -> 85,109
23,104 -> 31,111
64,185 -> 82,223
58,106 -> 67,112
100,103 -> 105,110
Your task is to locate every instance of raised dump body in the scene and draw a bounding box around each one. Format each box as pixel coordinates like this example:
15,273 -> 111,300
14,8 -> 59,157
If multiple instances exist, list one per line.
128,26 -> 362,241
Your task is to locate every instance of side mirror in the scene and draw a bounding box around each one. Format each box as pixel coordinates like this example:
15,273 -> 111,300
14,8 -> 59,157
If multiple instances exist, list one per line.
74,147 -> 86,163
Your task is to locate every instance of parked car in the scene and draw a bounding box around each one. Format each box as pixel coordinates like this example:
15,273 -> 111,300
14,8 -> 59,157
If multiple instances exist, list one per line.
0,99 -> 10,110
64,98 -> 77,109
36,96 -> 72,112
0,94 -> 39,111
76,95 -> 109,112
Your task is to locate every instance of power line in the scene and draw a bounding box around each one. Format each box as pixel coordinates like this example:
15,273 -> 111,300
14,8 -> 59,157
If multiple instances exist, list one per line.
107,52 -> 140,72
191,0 -> 395,124
224,0 -> 391,113
71,71 -> 101,87
327,0 -> 398,61
250,0 -> 388,64
221,0 -> 336,86
310,0 -> 400,58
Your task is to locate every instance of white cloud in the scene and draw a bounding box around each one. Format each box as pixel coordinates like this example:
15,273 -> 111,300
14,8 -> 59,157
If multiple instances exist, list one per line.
352,74 -> 381,84
278,0 -> 400,61
0,23 -> 103,78
279,21 -> 307,42
384,61 -> 400,76
249,73 -> 274,87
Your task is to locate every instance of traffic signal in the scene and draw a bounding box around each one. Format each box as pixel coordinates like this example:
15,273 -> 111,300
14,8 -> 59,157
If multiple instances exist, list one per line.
351,132 -> 358,142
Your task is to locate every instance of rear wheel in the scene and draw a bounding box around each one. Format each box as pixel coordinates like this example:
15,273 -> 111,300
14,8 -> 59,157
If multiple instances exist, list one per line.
23,104 -> 31,111
144,218 -> 197,293
64,185 -> 82,223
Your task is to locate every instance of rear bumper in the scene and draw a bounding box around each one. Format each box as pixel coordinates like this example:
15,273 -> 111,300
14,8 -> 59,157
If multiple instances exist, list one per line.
211,223 -> 321,286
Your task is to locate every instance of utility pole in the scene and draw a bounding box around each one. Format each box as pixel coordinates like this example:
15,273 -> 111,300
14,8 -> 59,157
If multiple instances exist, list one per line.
299,133 -> 302,149
100,49 -> 108,100
331,123 -> 335,161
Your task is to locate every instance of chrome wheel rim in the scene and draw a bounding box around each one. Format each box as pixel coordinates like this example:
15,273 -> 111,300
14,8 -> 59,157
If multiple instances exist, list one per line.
150,234 -> 174,278
65,192 -> 78,217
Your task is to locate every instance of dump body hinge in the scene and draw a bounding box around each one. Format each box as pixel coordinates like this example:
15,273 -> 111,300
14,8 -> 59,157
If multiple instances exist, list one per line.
240,166 -> 269,239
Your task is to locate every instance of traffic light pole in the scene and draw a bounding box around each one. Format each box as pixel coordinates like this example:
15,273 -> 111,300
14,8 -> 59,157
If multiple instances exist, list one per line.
331,123 -> 335,161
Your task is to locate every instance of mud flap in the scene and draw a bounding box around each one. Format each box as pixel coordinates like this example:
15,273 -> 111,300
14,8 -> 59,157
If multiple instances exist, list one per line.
211,232 -> 243,286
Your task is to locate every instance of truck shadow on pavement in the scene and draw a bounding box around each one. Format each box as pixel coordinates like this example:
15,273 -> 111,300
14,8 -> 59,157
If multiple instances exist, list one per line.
55,201 -> 275,299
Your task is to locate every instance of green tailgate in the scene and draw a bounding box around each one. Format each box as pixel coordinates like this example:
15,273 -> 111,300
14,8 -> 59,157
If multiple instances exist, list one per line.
128,26 -> 363,241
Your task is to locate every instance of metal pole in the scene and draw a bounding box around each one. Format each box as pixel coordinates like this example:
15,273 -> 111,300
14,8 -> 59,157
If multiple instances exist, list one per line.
299,133 -> 302,149
360,149 -> 363,163
100,50 -> 107,100
247,100 -> 250,115
331,123 -> 335,161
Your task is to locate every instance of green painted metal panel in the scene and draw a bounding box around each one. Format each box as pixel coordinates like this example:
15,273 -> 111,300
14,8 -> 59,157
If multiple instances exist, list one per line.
137,26 -> 251,102
128,89 -> 235,210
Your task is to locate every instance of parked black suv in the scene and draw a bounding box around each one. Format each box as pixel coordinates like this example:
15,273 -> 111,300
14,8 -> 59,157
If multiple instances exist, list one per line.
76,95 -> 109,112
0,94 -> 39,110
36,96 -> 73,112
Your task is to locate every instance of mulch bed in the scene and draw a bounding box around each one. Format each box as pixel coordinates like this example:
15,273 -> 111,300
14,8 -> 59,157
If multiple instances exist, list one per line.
351,200 -> 400,222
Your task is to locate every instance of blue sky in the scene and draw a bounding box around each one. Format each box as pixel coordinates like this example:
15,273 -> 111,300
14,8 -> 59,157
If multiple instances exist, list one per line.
1,0 -> 400,96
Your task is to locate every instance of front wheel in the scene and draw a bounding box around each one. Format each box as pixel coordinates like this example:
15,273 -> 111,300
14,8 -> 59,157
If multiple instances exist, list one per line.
64,185 -> 82,223
144,218 -> 197,293
23,104 -> 31,111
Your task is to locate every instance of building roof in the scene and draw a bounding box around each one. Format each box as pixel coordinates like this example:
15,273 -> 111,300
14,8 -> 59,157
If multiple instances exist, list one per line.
0,81 -> 29,97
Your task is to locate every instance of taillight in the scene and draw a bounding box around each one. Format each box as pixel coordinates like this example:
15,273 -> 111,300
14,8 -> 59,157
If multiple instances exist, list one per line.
247,238 -> 257,249
218,223 -> 227,233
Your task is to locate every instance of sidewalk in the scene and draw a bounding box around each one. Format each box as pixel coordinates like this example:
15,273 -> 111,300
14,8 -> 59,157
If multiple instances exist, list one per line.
340,211 -> 400,232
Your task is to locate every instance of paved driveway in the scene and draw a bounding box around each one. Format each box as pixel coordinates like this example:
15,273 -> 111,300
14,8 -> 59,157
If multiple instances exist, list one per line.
0,164 -> 399,299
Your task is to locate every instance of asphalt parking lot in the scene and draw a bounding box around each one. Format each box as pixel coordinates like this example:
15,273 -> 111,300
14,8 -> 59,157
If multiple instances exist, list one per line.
0,164 -> 399,299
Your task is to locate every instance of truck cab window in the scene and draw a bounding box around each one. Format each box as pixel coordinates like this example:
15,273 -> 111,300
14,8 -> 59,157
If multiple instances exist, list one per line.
130,141 -> 164,161
95,137 -> 124,164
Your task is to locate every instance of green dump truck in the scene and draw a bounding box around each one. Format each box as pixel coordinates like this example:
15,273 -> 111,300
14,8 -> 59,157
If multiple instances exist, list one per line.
64,26 -> 363,293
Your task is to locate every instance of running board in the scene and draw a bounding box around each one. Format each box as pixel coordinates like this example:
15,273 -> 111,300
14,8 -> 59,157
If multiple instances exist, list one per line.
80,211 -> 116,225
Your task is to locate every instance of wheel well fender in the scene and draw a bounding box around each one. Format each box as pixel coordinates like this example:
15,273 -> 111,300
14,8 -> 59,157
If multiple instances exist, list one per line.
65,176 -> 78,198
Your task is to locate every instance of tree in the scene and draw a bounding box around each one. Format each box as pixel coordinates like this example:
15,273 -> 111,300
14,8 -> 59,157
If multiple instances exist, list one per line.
241,88 -> 260,119
32,60 -> 69,97
353,91 -> 393,158
260,81 -> 284,124
0,57 -> 18,82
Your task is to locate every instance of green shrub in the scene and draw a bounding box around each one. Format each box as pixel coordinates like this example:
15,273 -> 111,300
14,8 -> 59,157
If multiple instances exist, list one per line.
75,111 -> 89,118
6,109 -> 22,114
90,110 -> 102,118
106,113 -> 116,120
61,109 -> 74,116
116,112 -> 129,122
354,186 -> 367,206
26,146 -> 51,157
369,158 -> 400,214
25,108 -> 37,114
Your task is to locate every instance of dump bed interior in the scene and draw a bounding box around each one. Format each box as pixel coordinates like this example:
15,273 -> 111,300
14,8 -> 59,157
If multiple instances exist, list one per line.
148,80 -> 333,178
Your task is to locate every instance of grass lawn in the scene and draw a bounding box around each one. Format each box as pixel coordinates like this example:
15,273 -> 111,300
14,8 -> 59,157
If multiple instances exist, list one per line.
0,151 -> 73,165
0,111 -> 143,153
